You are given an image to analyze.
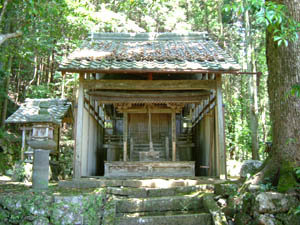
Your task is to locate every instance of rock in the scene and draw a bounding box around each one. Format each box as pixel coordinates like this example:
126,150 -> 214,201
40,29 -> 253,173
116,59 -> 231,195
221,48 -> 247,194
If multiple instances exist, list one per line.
254,192 -> 298,214
203,194 -> 228,225
248,184 -> 260,193
255,214 -> 283,225
240,160 -> 262,178
234,212 -> 252,225
52,195 -> 84,224
217,198 -> 227,208
215,183 -> 238,197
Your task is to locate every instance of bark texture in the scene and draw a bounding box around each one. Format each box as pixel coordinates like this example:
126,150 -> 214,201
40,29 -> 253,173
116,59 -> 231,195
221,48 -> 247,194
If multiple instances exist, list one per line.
266,0 -> 300,167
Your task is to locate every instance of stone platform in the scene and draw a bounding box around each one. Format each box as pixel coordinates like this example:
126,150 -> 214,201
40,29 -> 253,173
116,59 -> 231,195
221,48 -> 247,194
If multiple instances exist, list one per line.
59,176 -> 223,189
104,161 -> 195,177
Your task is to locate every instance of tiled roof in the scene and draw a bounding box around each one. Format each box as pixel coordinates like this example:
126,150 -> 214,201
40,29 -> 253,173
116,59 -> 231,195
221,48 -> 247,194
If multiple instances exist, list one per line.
59,32 -> 240,72
5,99 -> 72,125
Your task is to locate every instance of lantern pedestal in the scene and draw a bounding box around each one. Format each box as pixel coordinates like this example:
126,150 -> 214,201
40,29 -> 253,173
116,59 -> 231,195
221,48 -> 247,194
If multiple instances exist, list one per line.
32,149 -> 51,190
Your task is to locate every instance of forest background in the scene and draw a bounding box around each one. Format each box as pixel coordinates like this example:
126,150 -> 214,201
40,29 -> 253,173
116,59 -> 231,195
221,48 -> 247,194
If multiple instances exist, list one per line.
0,0 -> 298,169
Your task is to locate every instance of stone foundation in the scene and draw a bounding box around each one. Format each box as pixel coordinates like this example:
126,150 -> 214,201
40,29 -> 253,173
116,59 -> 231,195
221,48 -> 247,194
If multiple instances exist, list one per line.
104,161 -> 195,177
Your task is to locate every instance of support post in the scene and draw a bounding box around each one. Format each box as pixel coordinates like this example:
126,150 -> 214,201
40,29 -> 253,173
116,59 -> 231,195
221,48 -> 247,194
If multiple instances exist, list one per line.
171,109 -> 176,161
21,127 -> 26,161
215,74 -> 226,179
61,71 -> 66,98
130,137 -> 134,161
74,73 -> 84,179
148,108 -> 154,152
165,136 -> 169,160
123,112 -> 128,161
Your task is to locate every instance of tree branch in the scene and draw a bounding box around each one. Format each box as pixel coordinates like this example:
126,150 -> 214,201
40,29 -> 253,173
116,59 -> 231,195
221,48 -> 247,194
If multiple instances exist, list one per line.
0,0 -> 11,25
0,31 -> 22,46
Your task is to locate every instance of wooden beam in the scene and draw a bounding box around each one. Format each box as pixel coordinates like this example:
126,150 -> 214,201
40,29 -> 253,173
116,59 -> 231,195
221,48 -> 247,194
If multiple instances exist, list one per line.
83,80 -> 216,90
74,73 -> 84,179
171,109 -> 176,161
123,112 -> 128,161
88,90 -> 210,97
215,74 -> 226,179
91,95 -> 208,104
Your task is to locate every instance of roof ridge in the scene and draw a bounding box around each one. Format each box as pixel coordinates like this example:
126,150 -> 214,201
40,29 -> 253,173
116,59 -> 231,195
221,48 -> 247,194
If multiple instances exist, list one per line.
89,32 -> 210,41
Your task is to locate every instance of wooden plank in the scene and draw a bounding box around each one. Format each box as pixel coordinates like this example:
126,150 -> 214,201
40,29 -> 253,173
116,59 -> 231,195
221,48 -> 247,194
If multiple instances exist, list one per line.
74,73 -> 84,179
123,112 -> 128,161
171,110 -> 176,161
215,74 -> 226,179
83,79 -> 216,90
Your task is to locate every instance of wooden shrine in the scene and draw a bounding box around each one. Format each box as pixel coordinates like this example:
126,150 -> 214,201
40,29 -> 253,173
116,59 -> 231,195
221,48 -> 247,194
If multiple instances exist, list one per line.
59,32 -> 241,178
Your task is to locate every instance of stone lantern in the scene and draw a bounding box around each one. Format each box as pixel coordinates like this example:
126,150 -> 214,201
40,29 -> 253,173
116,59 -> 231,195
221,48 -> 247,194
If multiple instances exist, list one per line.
27,109 -> 58,190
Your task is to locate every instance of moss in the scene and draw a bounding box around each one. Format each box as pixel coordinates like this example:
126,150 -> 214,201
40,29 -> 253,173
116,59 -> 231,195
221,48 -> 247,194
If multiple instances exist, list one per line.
277,161 -> 297,193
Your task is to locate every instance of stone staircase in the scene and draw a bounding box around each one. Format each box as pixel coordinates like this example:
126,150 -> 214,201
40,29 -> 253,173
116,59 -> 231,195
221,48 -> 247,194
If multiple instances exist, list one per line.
103,184 -> 214,225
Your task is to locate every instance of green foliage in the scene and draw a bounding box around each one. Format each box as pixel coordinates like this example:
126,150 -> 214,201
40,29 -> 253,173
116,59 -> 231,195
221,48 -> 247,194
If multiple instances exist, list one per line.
224,0 -> 300,46
291,85 -> 300,98
12,161 -> 26,182
295,167 -> 300,180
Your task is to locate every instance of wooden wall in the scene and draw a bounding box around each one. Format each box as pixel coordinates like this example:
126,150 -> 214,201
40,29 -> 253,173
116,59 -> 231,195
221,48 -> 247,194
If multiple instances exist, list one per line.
193,109 -> 216,176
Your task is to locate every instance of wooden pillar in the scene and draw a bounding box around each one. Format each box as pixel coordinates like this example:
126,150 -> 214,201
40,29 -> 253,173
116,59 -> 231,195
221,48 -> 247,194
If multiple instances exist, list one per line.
148,108 -> 154,152
165,136 -> 169,160
123,112 -> 128,161
61,71 -> 66,98
130,137 -> 134,161
215,74 -> 226,179
171,109 -> 176,161
21,127 -> 26,161
74,73 -> 84,179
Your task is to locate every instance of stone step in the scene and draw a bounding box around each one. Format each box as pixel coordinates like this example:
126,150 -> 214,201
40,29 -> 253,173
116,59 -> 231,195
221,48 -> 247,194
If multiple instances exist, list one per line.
116,195 -> 203,213
114,212 -> 212,225
107,184 -> 214,198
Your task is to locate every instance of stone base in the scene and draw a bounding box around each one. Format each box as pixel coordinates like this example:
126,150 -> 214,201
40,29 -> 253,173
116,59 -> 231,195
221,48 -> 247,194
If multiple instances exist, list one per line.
104,161 -> 195,177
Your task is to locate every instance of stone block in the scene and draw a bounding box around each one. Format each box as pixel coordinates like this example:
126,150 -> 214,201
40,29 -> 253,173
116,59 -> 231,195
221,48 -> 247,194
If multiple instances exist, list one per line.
240,160 -> 262,178
254,192 -> 298,214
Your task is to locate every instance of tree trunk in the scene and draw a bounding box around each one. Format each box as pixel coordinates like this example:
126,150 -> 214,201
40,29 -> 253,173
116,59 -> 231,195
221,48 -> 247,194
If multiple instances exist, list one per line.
248,0 -> 300,186
266,0 -> 300,166
0,56 -> 12,128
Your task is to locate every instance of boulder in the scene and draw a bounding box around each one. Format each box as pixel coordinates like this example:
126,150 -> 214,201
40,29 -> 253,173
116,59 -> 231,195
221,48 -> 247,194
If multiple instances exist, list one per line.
254,192 -> 298,214
240,160 -> 262,178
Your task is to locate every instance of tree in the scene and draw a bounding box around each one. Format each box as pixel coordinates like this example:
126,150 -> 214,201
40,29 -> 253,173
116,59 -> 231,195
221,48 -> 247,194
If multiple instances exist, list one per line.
0,0 -> 22,46
250,0 -> 300,190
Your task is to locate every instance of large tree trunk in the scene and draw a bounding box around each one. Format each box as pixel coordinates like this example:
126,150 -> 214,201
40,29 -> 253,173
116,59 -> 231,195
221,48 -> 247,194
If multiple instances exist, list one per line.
267,0 -> 300,166
249,0 -> 300,186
